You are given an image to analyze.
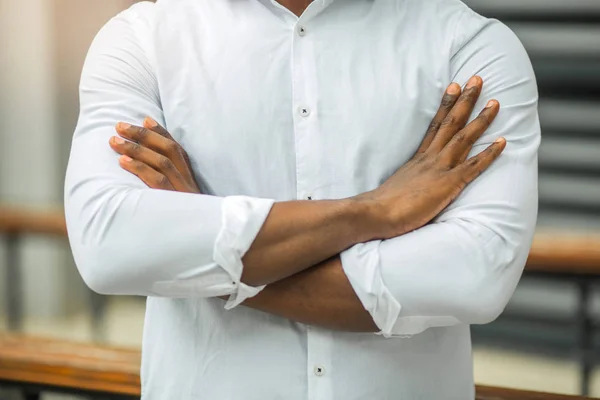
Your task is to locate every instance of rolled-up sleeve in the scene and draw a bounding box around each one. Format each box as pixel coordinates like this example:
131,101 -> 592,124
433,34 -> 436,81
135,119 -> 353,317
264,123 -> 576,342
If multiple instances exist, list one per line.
342,17 -> 540,337
64,3 -> 273,306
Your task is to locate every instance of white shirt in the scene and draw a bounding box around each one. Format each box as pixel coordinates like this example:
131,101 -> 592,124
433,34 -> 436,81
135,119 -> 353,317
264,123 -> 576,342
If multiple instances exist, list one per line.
65,0 -> 540,399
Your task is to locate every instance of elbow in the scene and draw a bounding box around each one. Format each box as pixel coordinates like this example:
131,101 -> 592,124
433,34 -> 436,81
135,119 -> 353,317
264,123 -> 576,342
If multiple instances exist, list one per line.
71,240 -> 128,295
65,184 -> 143,295
462,256 -> 525,325
458,229 -> 530,325
66,213 -> 134,296
463,288 -> 508,325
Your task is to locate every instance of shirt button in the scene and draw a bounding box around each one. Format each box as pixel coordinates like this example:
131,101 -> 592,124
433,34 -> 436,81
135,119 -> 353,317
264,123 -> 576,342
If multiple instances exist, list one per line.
299,106 -> 311,117
298,26 -> 306,36
314,366 -> 325,376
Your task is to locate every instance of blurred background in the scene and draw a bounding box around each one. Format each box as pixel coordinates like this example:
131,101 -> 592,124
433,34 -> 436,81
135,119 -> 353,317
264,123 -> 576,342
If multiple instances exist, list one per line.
0,0 -> 599,399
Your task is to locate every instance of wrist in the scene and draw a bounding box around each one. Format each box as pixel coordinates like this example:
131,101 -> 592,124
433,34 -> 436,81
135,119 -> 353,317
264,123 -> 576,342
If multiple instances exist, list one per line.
345,194 -> 390,243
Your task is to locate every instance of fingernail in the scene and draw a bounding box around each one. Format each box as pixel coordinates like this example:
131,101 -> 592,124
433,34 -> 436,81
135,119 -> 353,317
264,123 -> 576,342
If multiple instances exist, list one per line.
446,83 -> 460,95
113,136 -> 125,144
466,76 -> 480,89
144,117 -> 157,128
117,122 -> 131,130
485,100 -> 496,109
120,155 -> 132,163
494,137 -> 505,144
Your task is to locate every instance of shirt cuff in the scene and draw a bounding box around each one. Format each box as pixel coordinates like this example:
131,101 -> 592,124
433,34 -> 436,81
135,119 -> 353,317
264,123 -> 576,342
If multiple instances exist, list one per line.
213,195 -> 275,309
341,241 -> 402,338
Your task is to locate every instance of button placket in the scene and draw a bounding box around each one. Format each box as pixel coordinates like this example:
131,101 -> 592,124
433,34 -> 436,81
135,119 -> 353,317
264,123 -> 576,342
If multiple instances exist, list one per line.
306,328 -> 333,398
291,16 -> 319,215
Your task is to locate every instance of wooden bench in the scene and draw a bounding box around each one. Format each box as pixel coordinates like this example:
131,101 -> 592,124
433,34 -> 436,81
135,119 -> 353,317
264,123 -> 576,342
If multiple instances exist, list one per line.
0,207 -> 67,237
0,207 -> 67,332
2,207 -> 600,395
523,233 -> 600,395
0,335 -> 593,400
528,233 -> 600,276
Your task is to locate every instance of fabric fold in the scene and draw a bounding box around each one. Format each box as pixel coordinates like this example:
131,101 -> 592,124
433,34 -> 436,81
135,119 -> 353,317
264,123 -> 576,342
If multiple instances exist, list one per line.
341,241 -> 402,338
213,195 -> 275,309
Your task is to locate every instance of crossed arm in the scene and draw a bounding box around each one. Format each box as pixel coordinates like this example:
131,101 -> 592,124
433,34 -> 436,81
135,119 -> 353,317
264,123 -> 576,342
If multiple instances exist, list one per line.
106,76 -> 502,333
66,12 -> 539,336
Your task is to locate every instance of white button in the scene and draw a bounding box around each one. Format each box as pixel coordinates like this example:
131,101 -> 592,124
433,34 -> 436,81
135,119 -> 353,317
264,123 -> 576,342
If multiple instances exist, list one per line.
314,366 -> 325,376
299,106 -> 311,117
298,26 -> 306,36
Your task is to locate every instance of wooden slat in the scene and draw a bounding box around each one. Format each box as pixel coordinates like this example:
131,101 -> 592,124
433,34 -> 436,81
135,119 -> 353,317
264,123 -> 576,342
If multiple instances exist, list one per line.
0,335 -> 140,396
0,336 -> 591,399
527,232 -> 600,275
0,207 -> 66,237
476,386 -> 590,400
1,206 -> 600,275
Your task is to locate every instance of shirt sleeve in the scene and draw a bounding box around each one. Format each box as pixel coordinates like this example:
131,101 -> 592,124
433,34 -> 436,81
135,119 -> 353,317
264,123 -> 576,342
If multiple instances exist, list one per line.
341,17 -> 541,337
64,3 -> 274,308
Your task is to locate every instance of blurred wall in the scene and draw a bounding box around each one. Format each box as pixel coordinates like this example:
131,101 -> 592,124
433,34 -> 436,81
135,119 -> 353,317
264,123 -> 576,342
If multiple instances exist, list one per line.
0,0 -> 137,319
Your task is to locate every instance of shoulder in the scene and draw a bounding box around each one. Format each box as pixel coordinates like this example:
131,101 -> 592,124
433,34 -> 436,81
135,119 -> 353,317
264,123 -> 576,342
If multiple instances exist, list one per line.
110,1 -> 156,30
404,0 -> 535,92
88,1 -> 157,57
81,1 -> 159,97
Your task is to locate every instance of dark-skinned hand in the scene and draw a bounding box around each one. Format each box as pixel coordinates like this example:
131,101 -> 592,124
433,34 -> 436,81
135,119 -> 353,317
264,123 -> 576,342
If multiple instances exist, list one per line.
109,75 -> 505,240
356,75 -> 505,238
110,118 -> 201,194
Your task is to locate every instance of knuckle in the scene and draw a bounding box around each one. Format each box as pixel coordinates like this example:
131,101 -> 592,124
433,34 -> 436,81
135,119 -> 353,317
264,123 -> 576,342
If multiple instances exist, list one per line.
413,153 -> 427,164
453,132 -> 466,144
476,113 -> 492,126
136,127 -> 149,141
463,88 -> 479,102
427,121 -> 441,133
433,155 -> 452,170
166,141 -> 181,156
466,157 -> 480,168
178,147 -> 190,162
440,94 -> 455,109
129,142 -> 141,154
158,156 -> 174,172
441,115 -> 457,128
156,175 -> 170,188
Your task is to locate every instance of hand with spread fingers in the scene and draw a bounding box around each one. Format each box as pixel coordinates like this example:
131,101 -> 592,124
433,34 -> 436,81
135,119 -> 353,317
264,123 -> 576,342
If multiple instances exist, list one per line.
109,117 -> 201,194
355,75 -> 505,238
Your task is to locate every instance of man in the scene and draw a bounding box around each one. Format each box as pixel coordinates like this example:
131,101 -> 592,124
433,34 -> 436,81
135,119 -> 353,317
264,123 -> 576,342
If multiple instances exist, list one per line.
65,0 -> 539,398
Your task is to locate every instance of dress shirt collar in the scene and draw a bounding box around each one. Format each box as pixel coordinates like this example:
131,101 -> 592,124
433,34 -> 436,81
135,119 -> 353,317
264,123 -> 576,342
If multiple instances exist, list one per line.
265,0 -> 338,20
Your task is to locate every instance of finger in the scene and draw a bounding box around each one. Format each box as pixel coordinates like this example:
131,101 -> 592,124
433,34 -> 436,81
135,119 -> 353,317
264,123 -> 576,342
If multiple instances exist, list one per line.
143,117 -> 175,141
119,155 -> 175,191
427,75 -> 483,154
417,83 -> 462,154
457,137 -> 507,184
110,135 -> 188,191
116,122 -> 189,178
441,99 -> 500,166
143,117 -> 195,169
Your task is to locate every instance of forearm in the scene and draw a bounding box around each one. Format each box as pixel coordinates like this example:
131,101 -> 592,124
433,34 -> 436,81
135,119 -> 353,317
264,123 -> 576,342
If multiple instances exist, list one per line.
240,256 -> 378,332
241,198 -> 378,287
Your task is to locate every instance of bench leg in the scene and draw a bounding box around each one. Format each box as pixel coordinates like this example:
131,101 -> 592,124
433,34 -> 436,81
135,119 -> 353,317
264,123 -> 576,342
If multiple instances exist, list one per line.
23,391 -> 41,400
90,291 -> 107,343
577,279 -> 592,396
6,234 -> 23,332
